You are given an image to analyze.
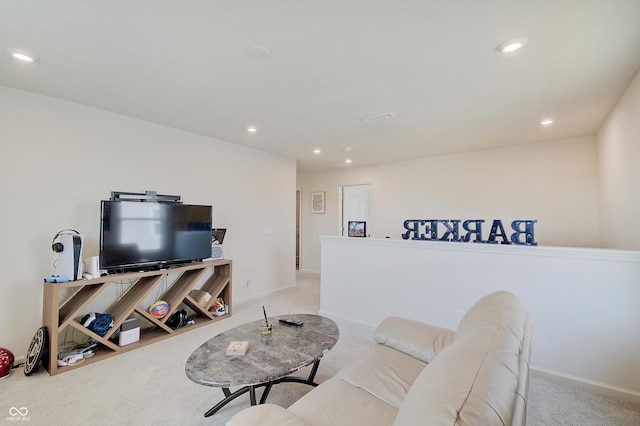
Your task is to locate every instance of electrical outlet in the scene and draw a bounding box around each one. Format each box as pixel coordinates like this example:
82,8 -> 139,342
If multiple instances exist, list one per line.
246,274 -> 252,288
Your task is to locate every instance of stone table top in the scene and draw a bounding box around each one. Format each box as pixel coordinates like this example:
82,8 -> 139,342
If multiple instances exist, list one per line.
185,314 -> 339,387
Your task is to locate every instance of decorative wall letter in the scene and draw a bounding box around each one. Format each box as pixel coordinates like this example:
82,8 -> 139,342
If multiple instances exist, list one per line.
402,218 -> 537,246
510,220 -> 537,246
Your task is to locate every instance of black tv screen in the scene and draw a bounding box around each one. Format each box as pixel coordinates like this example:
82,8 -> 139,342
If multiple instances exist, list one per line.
100,200 -> 212,272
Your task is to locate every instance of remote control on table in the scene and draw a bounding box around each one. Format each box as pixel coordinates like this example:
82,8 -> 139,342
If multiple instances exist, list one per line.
279,318 -> 304,327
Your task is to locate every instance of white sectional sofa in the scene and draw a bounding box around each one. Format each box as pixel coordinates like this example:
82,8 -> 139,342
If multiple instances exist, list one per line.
228,291 -> 532,426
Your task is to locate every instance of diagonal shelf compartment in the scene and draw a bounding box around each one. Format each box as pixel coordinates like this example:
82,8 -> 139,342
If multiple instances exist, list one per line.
68,320 -> 120,351
135,307 -> 174,333
183,295 -> 211,317
159,267 -> 208,322
200,273 -> 231,311
58,282 -> 109,329
103,274 -> 165,339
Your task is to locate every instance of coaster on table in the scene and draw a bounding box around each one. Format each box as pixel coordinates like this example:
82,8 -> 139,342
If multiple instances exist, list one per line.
226,341 -> 249,356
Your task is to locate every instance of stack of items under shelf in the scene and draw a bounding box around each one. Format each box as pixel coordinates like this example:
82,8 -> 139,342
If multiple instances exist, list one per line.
189,290 -> 226,316
57,342 -> 96,367
209,298 -> 227,316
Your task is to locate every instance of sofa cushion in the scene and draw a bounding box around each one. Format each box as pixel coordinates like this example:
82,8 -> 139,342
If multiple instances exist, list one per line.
226,403 -> 312,426
336,343 -> 427,408
455,291 -> 526,342
287,376 -> 398,426
392,291 -> 529,426
373,316 -> 455,364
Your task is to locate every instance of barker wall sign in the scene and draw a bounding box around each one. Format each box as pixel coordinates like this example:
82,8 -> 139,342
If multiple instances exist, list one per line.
402,219 -> 537,246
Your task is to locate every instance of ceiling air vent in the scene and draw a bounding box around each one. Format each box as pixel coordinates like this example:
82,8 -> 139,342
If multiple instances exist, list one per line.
361,112 -> 396,123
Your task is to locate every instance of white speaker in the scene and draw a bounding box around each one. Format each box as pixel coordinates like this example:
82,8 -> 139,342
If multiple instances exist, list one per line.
119,318 -> 140,346
56,233 -> 84,280
85,255 -> 100,278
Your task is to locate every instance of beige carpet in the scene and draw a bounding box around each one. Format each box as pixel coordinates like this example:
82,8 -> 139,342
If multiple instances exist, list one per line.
3,273 -> 640,425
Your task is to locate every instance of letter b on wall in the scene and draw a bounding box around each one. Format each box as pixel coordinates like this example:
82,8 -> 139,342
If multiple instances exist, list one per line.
510,220 -> 537,246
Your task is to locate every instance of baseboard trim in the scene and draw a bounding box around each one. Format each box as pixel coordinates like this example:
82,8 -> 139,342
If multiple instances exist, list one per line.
233,284 -> 297,306
531,366 -> 640,404
317,310 -> 377,329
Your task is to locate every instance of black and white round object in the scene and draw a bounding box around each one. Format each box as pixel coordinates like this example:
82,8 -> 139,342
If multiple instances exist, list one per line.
24,326 -> 48,376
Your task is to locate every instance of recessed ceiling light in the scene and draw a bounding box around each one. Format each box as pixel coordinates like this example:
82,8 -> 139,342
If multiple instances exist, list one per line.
540,119 -> 554,126
343,146 -> 352,153
345,159 -> 352,164
496,38 -> 528,53
247,45 -> 271,59
313,149 -> 321,154
247,126 -> 257,133
7,48 -> 38,63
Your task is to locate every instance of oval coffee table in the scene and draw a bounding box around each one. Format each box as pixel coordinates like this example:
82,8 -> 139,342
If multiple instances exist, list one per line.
185,313 -> 339,417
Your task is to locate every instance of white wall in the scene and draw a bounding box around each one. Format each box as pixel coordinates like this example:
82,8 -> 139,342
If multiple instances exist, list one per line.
0,86 -> 297,356
320,236 -> 640,398
598,69 -> 640,251
298,136 -> 600,273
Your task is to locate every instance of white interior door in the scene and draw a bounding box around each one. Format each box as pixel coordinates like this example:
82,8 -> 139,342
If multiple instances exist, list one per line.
340,184 -> 371,237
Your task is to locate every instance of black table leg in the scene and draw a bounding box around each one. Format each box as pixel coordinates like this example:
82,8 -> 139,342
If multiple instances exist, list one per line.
307,359 -> 320,383
203,359 -> 324,417
272,359 -> 321,387
249,385 -> 257,406
204,386 -> 254,417
260,382 -> 274,404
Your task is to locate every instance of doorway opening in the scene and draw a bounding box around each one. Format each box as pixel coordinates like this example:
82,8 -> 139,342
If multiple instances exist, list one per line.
339,184 -> 371,237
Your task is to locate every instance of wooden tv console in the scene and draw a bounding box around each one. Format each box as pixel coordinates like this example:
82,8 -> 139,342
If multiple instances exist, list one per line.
42,259 -> 232,375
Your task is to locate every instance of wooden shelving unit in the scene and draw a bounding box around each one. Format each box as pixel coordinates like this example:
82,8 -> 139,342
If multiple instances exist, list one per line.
42,259 -> 232,375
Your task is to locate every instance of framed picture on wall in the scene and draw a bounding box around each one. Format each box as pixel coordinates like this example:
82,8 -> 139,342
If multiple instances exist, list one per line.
311,191 -> 326,214
348,221 -> 366,237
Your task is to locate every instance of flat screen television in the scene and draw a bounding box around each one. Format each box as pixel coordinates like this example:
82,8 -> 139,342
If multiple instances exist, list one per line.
100,200 -> 212,273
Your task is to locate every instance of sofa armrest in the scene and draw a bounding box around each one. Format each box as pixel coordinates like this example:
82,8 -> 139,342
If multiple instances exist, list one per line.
227,404 -> 312,426
373,316 -> 454,363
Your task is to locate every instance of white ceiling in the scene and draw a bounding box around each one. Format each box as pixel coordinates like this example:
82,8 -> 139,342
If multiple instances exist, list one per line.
1,1 -> 639,173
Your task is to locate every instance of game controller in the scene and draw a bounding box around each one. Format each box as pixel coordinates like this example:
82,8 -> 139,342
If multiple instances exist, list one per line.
44,275 -> 70,283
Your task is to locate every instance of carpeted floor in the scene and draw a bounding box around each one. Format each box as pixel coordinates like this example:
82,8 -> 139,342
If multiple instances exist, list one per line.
3,272 -> 640,425
527,373 -> 640,426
